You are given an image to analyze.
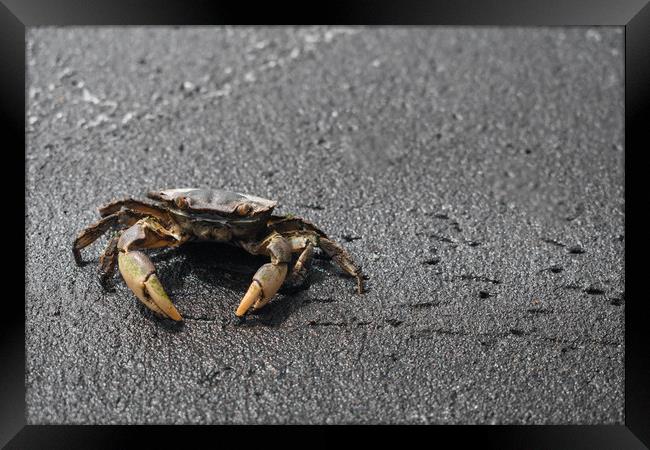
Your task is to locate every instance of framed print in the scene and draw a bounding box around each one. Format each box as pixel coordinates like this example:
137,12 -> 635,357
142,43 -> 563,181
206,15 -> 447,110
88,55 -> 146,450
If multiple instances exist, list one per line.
3,0 -> 648,447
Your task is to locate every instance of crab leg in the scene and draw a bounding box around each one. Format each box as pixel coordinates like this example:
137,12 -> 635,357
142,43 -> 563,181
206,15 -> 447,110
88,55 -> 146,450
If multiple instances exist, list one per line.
97,208 -> 150,288
319,237 -> 365,294
98,198 -> 170,222
73,213 -> 120,264
98,233 -> 120,287
288,241 -> 314,283
73,205 -> 156,266
280,241 -> 315,293
236,234 -> 292,317
117,219 -> 183,321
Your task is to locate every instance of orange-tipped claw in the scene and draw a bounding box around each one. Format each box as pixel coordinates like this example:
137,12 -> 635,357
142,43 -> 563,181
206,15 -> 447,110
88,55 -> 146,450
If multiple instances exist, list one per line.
118,250 -> 182,321
236,263 -> 287,317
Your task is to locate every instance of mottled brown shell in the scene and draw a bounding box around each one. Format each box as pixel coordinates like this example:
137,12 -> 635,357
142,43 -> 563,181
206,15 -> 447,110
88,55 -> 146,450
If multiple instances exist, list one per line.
147,188 -> 277,217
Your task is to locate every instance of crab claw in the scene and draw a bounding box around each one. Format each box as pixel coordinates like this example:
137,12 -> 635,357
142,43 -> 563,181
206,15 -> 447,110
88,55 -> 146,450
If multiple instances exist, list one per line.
118,251 -> 182,321
236,263 -> 288,317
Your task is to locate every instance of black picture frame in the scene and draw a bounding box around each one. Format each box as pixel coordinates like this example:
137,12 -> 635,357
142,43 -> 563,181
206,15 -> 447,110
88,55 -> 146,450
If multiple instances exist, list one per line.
3,0 -> 647,447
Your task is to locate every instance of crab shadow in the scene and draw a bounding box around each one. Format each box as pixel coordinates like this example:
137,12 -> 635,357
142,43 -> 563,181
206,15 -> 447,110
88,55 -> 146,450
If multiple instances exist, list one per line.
144,242 -> 332,328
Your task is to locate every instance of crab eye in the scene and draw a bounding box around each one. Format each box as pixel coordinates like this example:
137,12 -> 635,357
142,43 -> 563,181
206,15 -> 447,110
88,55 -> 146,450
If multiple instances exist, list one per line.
174,197 -> 188,208
236,203 -> 252,215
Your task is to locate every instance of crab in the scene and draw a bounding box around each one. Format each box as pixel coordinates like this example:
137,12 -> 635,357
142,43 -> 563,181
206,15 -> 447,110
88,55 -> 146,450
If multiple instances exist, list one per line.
72,188 -> 365,320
